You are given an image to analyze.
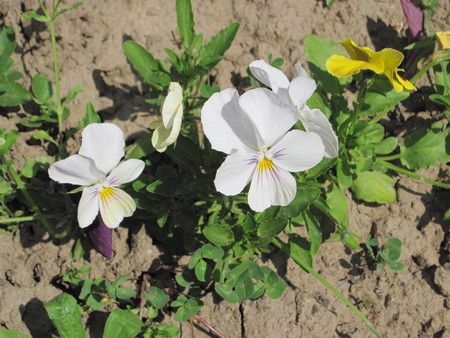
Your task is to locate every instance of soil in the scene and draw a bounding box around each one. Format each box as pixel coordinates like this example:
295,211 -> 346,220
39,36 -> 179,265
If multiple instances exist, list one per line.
1,0 -> 450,337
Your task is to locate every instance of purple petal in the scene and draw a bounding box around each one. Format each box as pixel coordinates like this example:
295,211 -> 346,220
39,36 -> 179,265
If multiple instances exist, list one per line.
400,0 -> 425,42
88,215 -> 113,259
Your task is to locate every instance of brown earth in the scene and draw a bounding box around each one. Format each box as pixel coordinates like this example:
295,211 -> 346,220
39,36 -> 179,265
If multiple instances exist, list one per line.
0,0 -> 449,337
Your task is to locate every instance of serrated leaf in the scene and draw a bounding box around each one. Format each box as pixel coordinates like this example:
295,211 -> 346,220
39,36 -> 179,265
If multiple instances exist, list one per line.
400,128 -> 450,170
199,22 -> 239,69
123,41 -> 159,79
304,34 -> 350,94
62,85 -> 83,106
0,83 -> 31,106
145,286 -> 170,309
102,309 -> 142,338
203,224 -> 234,247
43,293 -> 86,338
176,0 -> 195,49
351,171 -> 396,203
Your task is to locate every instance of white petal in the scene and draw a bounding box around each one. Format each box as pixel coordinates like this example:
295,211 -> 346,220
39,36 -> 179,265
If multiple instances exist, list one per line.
78,185 -> 100,228
248,164 -> 296,212
249,60 -> 290,97
99,187 -> 136,228
288,76 -> 316,109
214,149 -> 259,196
48,154 -> 105,186
239,88 -> 298,147
270,130 -> 325,172
293,62 -> 308,78
79,123 -> 125,174
161,82 -> 183,129
106,159 -> 145,186
201,88 -> 261,153
299,109 -> 339,158
152,98 -> 183,153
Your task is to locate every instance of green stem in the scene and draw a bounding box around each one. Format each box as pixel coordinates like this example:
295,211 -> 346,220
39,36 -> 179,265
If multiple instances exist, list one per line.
272,238 -> 382,338
379,160 -> 450,189
376,154 -> 402,161
410,60 -> 437,84
0,214 -> 64,224
38,0 -> 65,158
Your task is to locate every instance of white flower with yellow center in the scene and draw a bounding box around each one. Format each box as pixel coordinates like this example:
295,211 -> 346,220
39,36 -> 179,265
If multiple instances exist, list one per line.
249,60 -> 339,158
151,82 -> 183,152
201,88 -> 325,212
48,123 -> 145,228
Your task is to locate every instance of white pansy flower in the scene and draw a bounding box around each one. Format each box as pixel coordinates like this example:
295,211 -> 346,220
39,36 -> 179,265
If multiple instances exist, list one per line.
201,87 -> 325,212
151,82 -> 183,152
48,123 -> 145,229
249,60 -> 339,158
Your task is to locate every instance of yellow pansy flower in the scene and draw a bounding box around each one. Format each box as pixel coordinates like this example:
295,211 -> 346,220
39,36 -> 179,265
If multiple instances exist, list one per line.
436,31 -> 450,50
326,38 -> 416,92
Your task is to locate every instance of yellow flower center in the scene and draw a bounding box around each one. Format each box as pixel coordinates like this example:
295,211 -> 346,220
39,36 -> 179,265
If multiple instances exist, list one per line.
100,186 -> 114,201
258,156 -> 274,172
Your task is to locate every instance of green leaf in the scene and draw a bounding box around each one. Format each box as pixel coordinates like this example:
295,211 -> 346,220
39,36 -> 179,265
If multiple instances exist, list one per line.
145,286 -> 170,309
215,284 -> 240,303
125,132 -> 155,159
116,288 -> 137,300
351,171 -> 396,203
374,136 -> 398,155
388,261 -> 404,271
0,329 -> 29,338
307,91 -> 332,118
200,84 -> 220,99
0,27 -> 16,58
277,187 -> 320,218
257,218 -> 287,239
173,298 -> 203,321
62,85 -> 84,106
112,275 -> 129,288
32,74 -> 52,103
21,160 -> 40,178
79,279 -> 93,300
304,34 -> 350,94
200,244 -> 224,260
78,102 -> 101,128
194,259 -> 210,282
304,211 -> 322,256
123,41 -> 159,79
103,309 -> 142,338
199,22 -> 239,69
176,0 -> 195,49
400,128 -> 450,170
31,130 -> 58,145
21,11 -> 49,22
0,83 -> 31,106
444,208 -> 450,221
361,86 -> 409,117
43,293 -> 86,338
326,183 -> 349,227
261,266 -> 286,299
203,224 -> 234,247
288,234 -> 312,270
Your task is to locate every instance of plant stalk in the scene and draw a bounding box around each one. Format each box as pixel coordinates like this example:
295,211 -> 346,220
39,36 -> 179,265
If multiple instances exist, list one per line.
272,237 -> 382,338
378,160 -> 450,189
0,214 -> 64,224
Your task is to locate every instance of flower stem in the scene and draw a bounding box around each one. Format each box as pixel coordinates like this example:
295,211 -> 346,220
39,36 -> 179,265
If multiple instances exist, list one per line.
378,160 -> 450,189
38,0 -> 65,158
375,154 -> 402,161
0,214 -> 64,224
272,237 -> 382,338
